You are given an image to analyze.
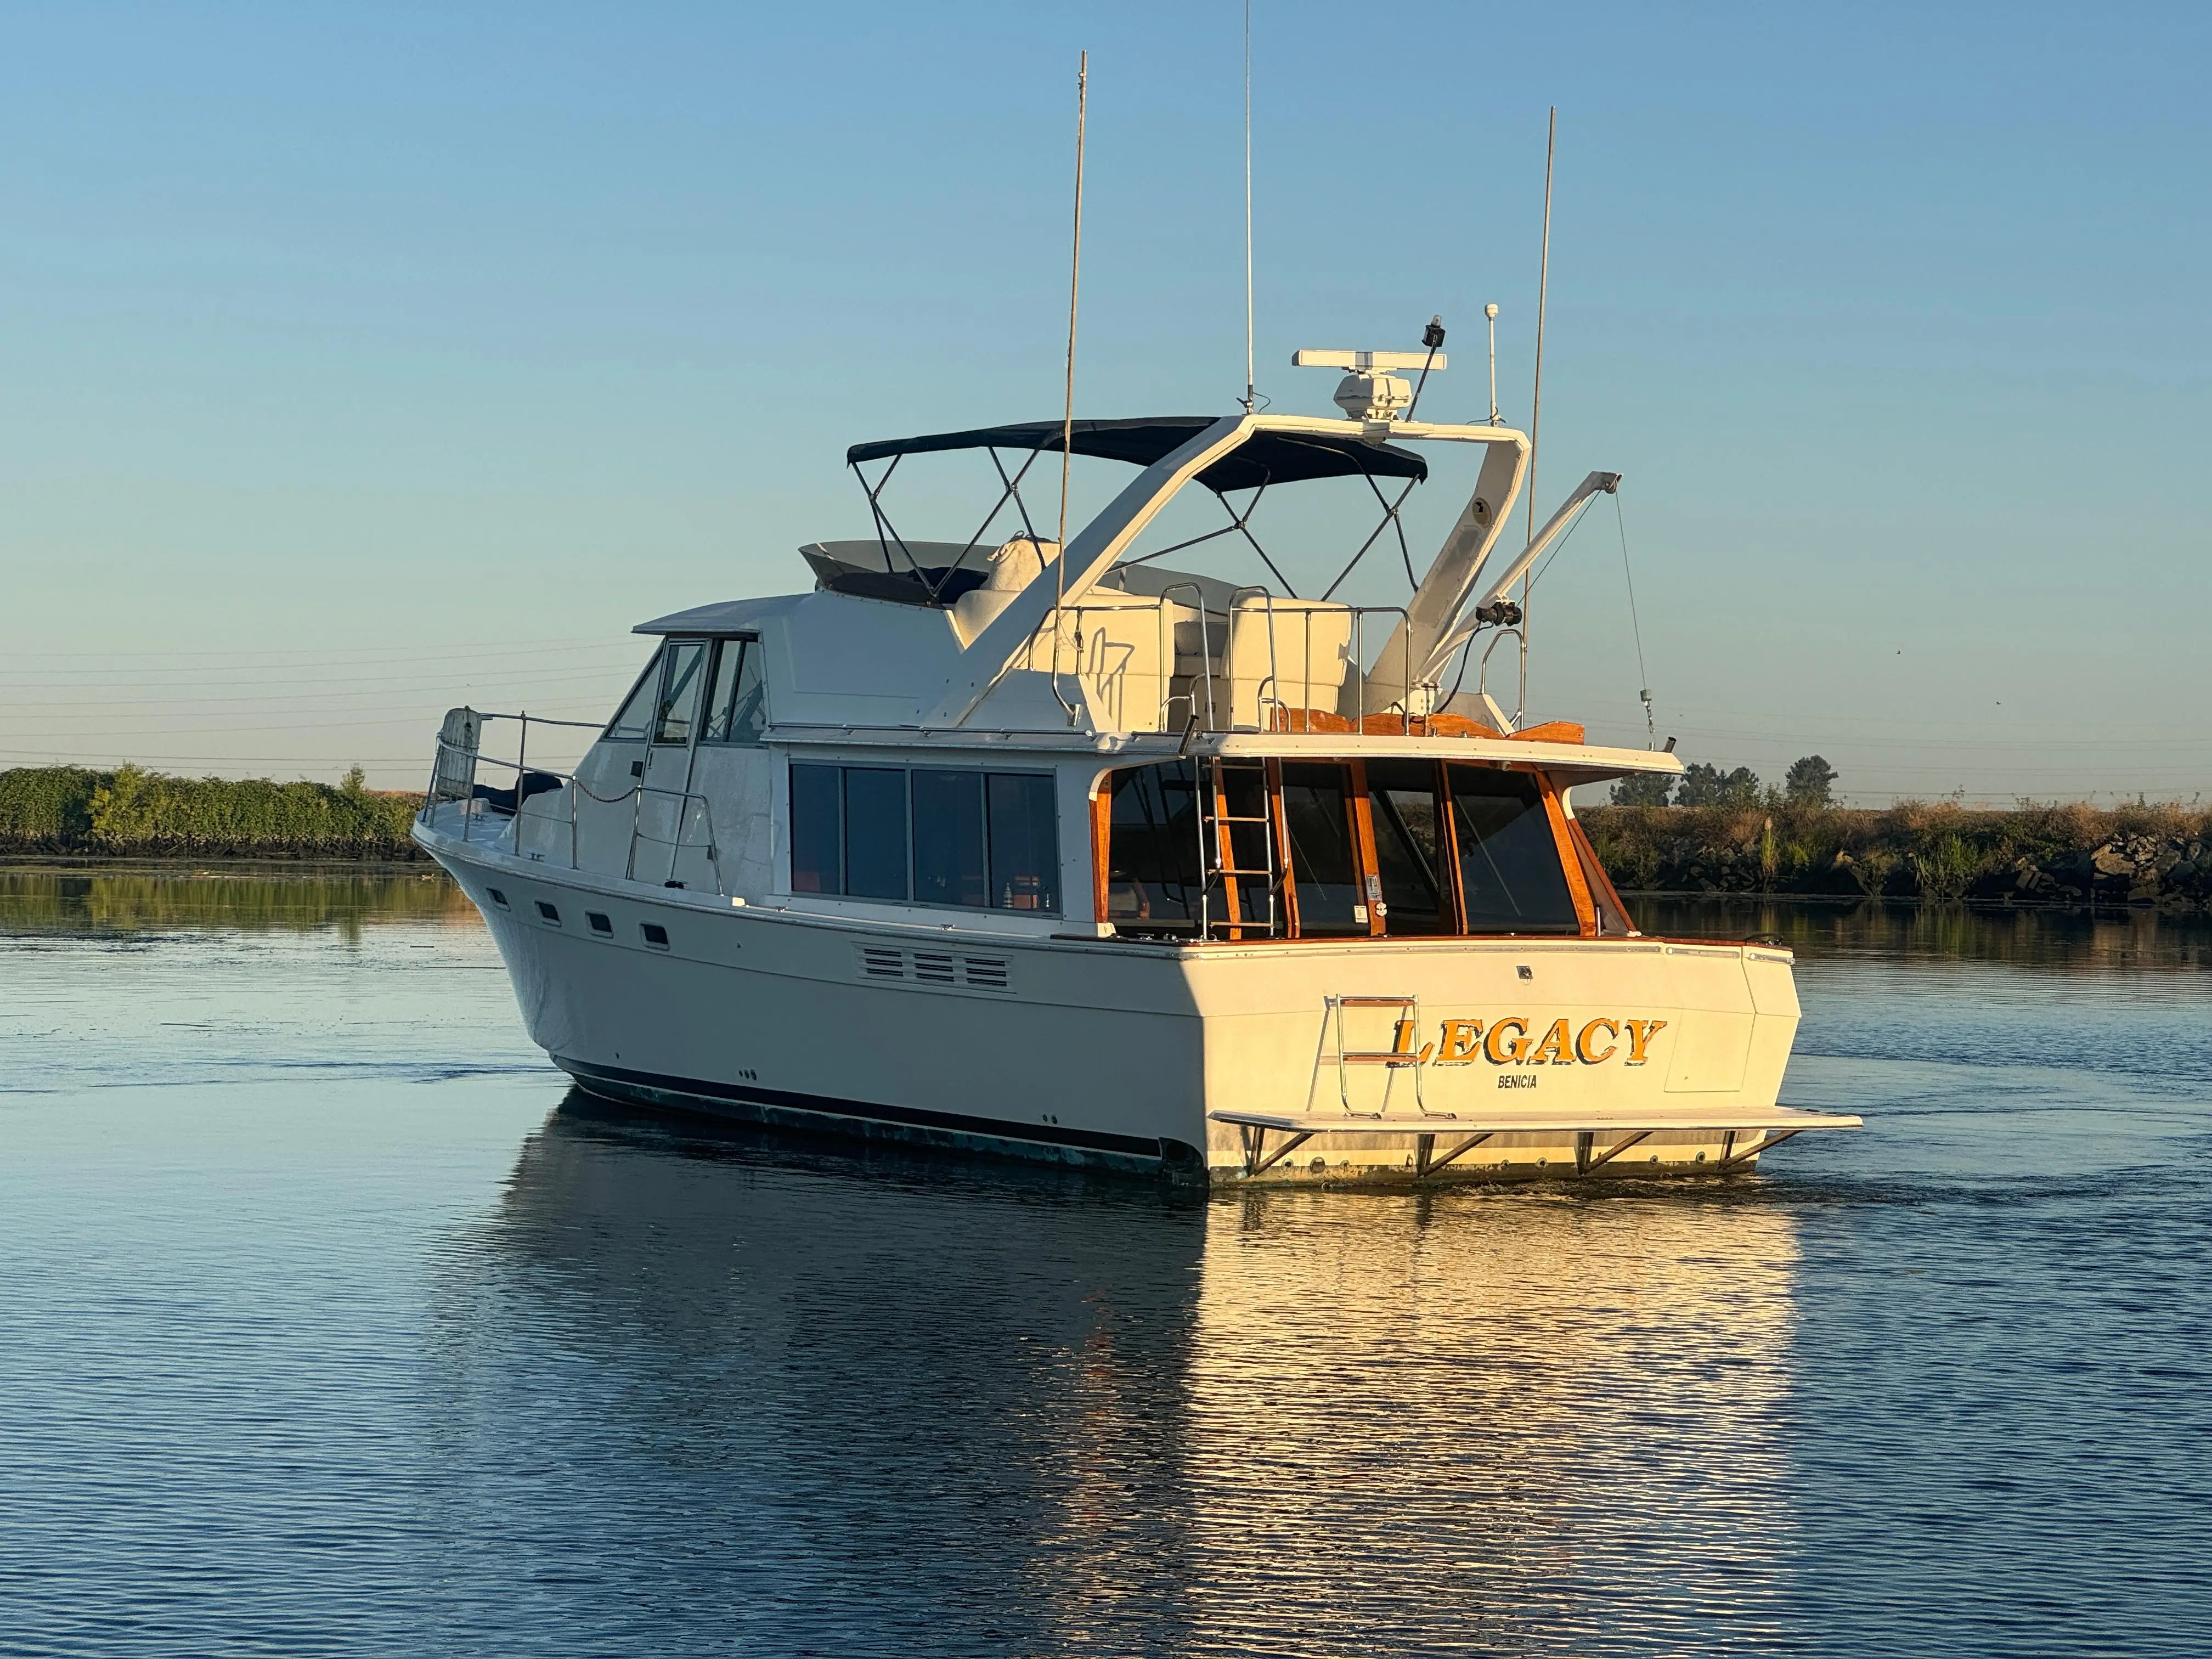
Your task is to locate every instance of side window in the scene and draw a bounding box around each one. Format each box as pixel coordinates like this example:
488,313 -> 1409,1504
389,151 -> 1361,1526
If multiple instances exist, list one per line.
912,770 -> 988,907
1278,762 -> 1365,935
789,764 -> 840,894
1104,763 -> 1201,932
1364,759 -> 1453,936
842,768 -> 909,901
653,640 -> 709,744
604,647 -> 666,740
1448,765 -> 1578,933
701,638 -> 768,746
788,763 -> 1057,913
986,774 -> 1058,912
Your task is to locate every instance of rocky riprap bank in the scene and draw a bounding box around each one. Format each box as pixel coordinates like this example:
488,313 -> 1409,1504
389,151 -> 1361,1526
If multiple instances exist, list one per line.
1581,802 -> 2212,909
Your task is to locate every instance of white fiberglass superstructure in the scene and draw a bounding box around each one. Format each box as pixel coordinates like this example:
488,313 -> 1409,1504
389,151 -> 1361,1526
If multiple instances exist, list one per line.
414,353 -> 1858,1183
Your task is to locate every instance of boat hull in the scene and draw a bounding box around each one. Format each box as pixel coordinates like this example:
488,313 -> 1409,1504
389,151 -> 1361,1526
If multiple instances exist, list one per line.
422,826 -> 1825,1187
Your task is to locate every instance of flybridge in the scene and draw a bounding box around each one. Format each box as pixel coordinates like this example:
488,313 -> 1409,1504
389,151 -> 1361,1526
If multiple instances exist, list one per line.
821,365 -> 1626,739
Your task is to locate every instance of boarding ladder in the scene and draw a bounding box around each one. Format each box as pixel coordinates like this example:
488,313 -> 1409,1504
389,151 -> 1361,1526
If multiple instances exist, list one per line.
1324,993 -> 1434,1118
1195,757 -> 1281,940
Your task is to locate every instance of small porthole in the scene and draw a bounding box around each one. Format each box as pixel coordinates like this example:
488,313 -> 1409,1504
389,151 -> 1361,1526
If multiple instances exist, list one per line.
486,888 -> 509,909
641,923 -> 670,950
588,912 -> 613,935
536,901 -> 560,924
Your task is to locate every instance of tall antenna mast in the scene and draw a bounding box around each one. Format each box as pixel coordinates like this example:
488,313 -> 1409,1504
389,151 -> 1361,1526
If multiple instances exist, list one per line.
1241,0 -> 1255,411
1053,51 -> 1088,710
1519,105 -> 1555,721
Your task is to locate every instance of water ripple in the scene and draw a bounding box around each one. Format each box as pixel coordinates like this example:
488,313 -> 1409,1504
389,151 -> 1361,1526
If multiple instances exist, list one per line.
1,890 -> 2207,1655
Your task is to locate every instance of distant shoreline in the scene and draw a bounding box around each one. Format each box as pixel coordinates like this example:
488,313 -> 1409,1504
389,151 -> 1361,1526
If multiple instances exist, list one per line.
1579,802 -> 2210,911
5,764 -> 2205,911
0,856 -> 435,874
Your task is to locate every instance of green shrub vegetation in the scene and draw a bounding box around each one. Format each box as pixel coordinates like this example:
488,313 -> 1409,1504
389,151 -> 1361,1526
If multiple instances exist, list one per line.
0,765 -> 425,859
1580,798 -> 2212,909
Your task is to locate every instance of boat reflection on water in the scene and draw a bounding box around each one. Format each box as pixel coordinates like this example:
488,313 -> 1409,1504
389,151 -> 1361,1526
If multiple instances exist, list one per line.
439,1090 -> 1807,1654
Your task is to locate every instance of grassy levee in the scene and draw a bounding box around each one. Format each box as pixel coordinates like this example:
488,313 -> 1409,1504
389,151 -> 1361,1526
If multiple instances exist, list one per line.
1581,799 -> 2212,910
0,765 -> 426,861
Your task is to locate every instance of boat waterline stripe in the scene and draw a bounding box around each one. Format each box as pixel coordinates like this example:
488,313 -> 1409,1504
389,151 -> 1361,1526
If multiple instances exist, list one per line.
553,1058 -> 1169,1159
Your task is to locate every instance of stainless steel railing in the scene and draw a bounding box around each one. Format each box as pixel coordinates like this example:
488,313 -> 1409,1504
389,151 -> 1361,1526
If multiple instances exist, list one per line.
420,710 -> 727,896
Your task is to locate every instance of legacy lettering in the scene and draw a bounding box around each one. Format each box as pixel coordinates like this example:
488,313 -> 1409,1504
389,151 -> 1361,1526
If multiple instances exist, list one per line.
1406,1016 -> 1668,1068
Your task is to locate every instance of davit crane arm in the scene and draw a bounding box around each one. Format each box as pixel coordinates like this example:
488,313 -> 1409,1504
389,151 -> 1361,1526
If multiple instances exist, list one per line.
1417,468 -> 1622,690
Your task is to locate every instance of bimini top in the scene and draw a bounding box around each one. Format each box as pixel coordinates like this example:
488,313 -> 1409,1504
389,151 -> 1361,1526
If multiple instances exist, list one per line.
846,416 -> 1428,494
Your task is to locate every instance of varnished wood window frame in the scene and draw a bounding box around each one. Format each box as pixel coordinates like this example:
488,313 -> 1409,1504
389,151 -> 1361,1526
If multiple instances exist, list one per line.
1090,757 -> 1602,943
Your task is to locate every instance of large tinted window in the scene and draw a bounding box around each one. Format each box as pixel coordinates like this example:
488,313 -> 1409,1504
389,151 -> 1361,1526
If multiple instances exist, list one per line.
701,638 -> 768,745
1279,762 -> 1364,935
1365,759 -> 1452,936
1105,763 -> 1201,932
790,764 -> 1054,912
653,640 -> 709,744
789,763 -> 840,894
842,768 -> 909,900
987,773 -> 1058,912
1448,765 -> 1578,933
912,770 -> 987,907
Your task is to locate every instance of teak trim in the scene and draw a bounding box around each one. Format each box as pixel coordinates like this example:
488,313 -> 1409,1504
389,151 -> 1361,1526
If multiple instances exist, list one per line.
1345,759 -> 1386,937
1089,778 -> 1113,925
1093,756 -> 1602,944
1537,774 -> 1599,938
1435,758 -> 1471,935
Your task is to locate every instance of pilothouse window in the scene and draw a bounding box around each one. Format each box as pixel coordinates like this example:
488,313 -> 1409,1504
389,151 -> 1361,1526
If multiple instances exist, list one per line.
604,647 -> 665,740
653,640 -> 709,744
700,637 -> 767,746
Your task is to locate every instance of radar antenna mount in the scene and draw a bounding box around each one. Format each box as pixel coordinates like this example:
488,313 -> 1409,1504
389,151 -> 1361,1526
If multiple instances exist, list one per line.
1291,347 -> 1447,435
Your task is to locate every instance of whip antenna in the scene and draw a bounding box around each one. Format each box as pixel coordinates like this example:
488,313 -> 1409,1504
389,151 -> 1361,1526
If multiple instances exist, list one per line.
1051,52 -> 1088,724
1519,105 -> 1555,721
1241,1 -> 1255,412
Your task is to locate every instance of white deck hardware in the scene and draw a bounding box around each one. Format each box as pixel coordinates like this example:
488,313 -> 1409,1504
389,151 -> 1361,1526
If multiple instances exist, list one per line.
1292,347 -> 1447,424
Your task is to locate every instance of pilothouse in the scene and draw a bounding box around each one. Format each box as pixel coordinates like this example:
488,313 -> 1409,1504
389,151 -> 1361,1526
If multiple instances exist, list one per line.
414,335 -> 1858,1183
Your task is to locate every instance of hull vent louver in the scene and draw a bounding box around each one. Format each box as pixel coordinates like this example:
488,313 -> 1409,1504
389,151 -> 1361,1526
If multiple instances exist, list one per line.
961,957 -> 1009,991
852,944 -> 1012,994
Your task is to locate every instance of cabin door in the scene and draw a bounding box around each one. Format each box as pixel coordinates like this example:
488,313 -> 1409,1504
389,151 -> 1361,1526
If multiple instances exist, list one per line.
637,637 -> 711,883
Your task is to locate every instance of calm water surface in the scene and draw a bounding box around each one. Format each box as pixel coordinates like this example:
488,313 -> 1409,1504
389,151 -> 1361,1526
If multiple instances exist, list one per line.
2,873 -> 2207,1657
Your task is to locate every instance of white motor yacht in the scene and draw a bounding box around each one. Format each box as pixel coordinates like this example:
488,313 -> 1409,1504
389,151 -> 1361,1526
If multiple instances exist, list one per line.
413,346 -> 1859,1183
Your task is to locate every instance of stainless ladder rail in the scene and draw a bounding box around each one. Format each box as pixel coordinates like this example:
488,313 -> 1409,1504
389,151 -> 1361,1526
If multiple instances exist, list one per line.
1325,993 -> 1436,1118
1194,755 -> 1280,940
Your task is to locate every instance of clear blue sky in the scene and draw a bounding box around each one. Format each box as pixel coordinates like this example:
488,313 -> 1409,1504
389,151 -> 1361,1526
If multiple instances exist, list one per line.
3,2 -> 2205,801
